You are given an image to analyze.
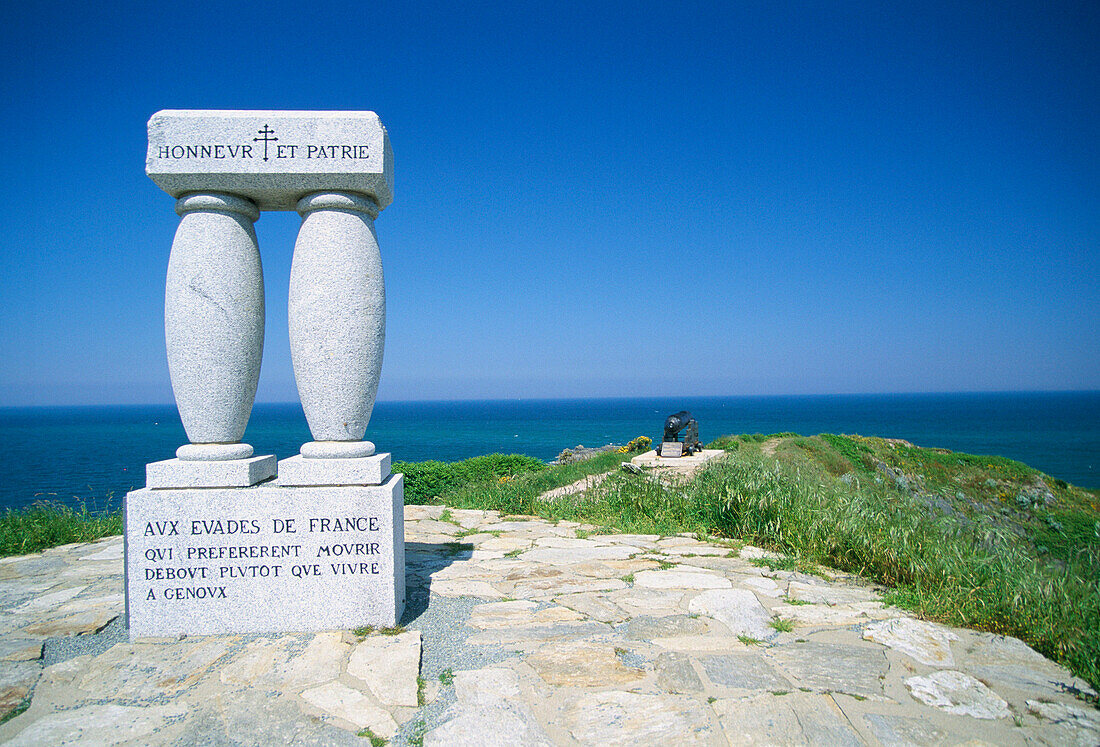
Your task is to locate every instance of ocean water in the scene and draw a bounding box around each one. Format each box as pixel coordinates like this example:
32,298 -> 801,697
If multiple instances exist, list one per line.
0,392 -> 1096,512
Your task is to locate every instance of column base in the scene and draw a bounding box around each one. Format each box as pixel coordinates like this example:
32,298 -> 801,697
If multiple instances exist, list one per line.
146,455 -> 276,488
124,475 -> 405,638
274,453 -> 391,487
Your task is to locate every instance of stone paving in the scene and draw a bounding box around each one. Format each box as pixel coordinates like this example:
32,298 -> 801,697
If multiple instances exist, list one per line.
0,506 -> 1097,745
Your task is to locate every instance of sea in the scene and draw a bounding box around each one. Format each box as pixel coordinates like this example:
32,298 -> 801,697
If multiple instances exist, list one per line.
0,392 -> 1096,512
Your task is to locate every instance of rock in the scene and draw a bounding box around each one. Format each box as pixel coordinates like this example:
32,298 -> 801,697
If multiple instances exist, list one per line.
465,621 -> 611,647
347,630 -> 421,707
634,570 -> 732,589
77,638 -> 233,698
563,690 -> 713,746
0,661 -> 40,716
424,667 -> 552,747
771,601 -> 899,627
769,641 -> 888,699
787,580 -> 879,605
10,585 -> 88,614
739,577 -> 783,597
621,614 -> 710,640
299,681 -> 398,736
519,545 -> 637,565
526,641 -> 644,687
714,692 -> 862,746
609,587 -> 686,617
1026,700 -> 1100,732
0,639 -> 42,662
862,713 -> 951,745
430,578 -> 506,598
905,670 -> 1010,719
700,653 -> 792,691
220,637 -> 289,686
654,652 -> 704,692
21,609 -> 118,637
1,703 -> 188,746
651,635 -> 745,653
553,592 -> 627,623
688,589 -> 773,639
467,600 -> 582,629
275,632 -> 350,689
739,546 -> 781,560
863,617 -> 958,666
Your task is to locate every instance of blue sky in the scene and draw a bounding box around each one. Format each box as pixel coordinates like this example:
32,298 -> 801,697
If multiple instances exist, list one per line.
1,1 -> 1096,405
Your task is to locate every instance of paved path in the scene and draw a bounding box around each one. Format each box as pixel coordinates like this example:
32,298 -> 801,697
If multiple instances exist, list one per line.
0,506 -> 1096,745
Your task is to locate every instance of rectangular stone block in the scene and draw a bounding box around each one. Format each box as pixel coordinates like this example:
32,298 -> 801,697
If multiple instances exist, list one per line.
146,455 -> 277,489
146,110 -> 394,211
124,476 -> 405,637
274,453 -> 391,487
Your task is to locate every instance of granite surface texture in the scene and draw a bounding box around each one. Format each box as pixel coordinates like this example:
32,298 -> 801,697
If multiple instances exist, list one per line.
145,455 -> 277,489
164,193 -> 265,448
124,477 -> 405,636
275,453 -> 391,487
146,110 -> 394,212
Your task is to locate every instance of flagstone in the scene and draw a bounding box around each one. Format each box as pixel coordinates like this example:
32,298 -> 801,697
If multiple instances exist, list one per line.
688,588 -> 773,639
274,632 -> 350,689
620,614 -> 710,640
347,630 -> 421,707
651,635 -> 745,653
788,580 -> 880,605
526,641 -> 644,687
300,681 -> 398,736
553,592 -> 628,623
863,617 -> 958,666
1,702 -> 188,747
654,651 -> 704,692
0,639 -> 41,662
468,601 -> 582,629
700,653 -> 792,691
634,569 -> 732,589
424,667 -> 552,747
769,641 -> 888,699
519,545 -> 637,565
862,713 -> 952,746
562,690 -> 713,746
905,670 -> 1011,719
609,587 -> 687,617
714,692 -> 862,745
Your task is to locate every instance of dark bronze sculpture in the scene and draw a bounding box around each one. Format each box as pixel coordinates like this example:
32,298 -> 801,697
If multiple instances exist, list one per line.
660,411 -> 701,457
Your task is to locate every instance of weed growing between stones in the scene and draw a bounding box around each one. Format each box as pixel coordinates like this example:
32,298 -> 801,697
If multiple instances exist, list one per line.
356,726 -> 386,746
438,668 -> 454,686
769,618 -> 795,633
738,635 -> 763,646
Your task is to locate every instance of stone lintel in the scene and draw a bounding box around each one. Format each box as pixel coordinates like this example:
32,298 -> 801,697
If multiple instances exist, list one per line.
146,110 -> 394,212
124,477 -> 405,637
274,453 -> 391,487
146,455 -> 277,489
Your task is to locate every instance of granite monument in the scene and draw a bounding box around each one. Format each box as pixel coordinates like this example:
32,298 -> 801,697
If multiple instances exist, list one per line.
125,110 -> 404,637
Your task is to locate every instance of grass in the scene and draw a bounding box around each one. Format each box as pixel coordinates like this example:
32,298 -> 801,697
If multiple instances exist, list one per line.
769,617 -> 795,633
356,727 -> 386,746
0,501 -> 122,558
411,435 -> 1100,695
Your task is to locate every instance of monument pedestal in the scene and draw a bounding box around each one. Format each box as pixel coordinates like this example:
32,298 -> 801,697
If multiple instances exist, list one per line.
124,471 -> 404,638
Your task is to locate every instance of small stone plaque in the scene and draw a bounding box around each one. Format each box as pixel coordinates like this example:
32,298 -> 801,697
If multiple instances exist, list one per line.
660,441 -> 684,458
146,110 -> 394,211
124,476 -> 405,637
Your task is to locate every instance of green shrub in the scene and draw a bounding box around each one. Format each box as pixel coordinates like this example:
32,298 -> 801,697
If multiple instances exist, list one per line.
393,454 -> 545,504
